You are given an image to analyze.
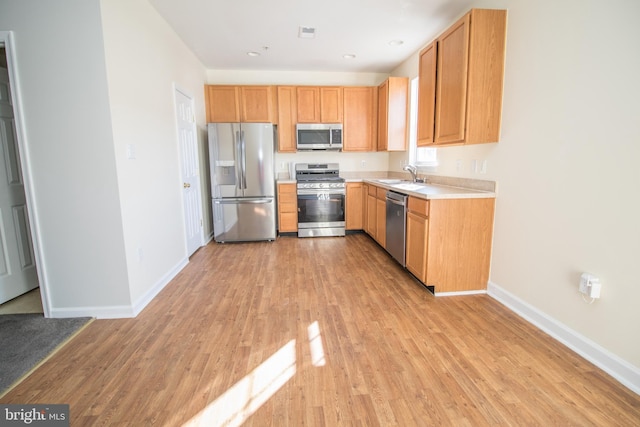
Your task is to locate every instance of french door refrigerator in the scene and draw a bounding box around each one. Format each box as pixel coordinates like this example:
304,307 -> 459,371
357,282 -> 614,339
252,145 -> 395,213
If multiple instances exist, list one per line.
208,122 -> 276,242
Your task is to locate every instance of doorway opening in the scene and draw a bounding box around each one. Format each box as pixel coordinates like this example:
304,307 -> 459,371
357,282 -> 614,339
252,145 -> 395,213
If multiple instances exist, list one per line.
0,33 -> 46,316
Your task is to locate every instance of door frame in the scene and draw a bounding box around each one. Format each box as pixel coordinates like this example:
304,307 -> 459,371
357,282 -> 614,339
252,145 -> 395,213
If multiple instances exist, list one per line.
1,31 -> 49,316
173,84 -> 205,255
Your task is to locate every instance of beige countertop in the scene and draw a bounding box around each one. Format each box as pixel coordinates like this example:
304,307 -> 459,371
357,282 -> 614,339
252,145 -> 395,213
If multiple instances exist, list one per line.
277,171 -> 497,200
362,179 -> 496,200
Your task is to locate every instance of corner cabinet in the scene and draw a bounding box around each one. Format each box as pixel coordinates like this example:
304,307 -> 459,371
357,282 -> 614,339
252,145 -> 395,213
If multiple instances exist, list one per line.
277,183 -> 298,233
406,196 -> 495,294
418,9 -> 507,146
377,77 -> 409,151
343,87 -> 377,152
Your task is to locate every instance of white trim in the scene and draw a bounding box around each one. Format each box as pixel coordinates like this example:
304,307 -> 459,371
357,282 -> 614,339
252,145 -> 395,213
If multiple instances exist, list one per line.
488,281 -> 640,395
0,31 -> 51,317
434,289 -> 487,297
50,257 -> 189,319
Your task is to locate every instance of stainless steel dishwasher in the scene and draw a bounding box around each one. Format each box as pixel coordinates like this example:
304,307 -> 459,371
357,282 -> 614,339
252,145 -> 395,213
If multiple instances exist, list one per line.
385,190 -> 408,267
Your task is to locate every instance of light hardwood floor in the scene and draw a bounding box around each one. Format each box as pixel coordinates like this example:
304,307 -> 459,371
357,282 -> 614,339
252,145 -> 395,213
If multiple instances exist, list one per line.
1,234 -> 639,425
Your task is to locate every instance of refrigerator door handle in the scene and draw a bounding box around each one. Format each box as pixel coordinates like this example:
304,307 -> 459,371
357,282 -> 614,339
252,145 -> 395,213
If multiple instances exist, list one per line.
240,130 -> 247,190
235,130 -> 244,191
213,198 -> 273,205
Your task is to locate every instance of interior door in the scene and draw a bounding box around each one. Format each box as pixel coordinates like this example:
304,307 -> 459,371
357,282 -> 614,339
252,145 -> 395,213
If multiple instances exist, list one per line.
0,66 -> 38,303
175,88 -> 203,256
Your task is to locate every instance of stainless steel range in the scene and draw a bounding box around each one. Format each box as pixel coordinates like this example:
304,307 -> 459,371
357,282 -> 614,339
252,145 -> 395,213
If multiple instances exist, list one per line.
295,163 -> 345,237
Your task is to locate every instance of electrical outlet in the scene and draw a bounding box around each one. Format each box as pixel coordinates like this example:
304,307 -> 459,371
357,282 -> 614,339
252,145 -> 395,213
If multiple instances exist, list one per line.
579,273 -> 601,298
456,159 -> 462,171
361,160 -> 366,168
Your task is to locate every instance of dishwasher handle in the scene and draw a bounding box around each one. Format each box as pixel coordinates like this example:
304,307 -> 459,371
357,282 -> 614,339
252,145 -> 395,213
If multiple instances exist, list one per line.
385,191 -> 407,206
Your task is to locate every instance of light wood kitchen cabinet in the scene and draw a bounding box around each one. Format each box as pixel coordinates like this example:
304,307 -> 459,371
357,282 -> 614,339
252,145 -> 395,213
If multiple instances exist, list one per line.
365,185 -> 377,237
345,182 -> 364,230
417,42 -> 437,146
206,85 -> 275,123
377,77 -> 409,151
276,86 -> 297,152
417,9 -> 507,145
206,85 -> 240,123
375,187 -> 386,248
240,86 -> 275,122
343,87 -> 377,152
296,86 -> 343,123
406,197 -> 429,282
277,183 -> 298,233
406,196 -> 495,293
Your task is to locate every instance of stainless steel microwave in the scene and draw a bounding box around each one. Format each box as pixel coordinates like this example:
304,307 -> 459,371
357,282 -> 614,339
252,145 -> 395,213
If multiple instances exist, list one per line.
296,123 -> 343,151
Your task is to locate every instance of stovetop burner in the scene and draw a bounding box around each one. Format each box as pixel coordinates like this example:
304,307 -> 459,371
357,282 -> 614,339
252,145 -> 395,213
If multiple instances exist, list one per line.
295,163 -> 344,183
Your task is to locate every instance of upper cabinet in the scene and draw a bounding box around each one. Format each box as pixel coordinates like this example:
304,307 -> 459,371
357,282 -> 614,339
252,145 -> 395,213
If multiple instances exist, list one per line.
377,77 -> 409,151
296,86 -> 343,123
343,86 -> 377,152
417,42 -> 437,146
418,9 -> 507,146
276,86 -> 297,153
205,85 -> 275,123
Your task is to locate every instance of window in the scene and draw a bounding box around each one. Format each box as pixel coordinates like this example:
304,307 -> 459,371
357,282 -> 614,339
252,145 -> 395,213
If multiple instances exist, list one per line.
408,77 -> 437,167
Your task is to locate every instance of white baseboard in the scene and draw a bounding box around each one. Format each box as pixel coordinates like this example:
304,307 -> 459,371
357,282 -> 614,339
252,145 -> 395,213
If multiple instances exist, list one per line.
130,257 -> 189,317
488,281 -> 640,395
49,257 -> 189,320
435,289 -> 487,297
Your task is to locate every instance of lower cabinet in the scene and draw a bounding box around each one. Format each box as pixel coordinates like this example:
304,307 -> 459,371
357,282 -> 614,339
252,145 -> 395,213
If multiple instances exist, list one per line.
363,184 -> 386,247
346,182 -> 364,230
375,188 -> 386,247
406,196 -> 495,293
277,183 -> 297,233
406,197 -> 429,282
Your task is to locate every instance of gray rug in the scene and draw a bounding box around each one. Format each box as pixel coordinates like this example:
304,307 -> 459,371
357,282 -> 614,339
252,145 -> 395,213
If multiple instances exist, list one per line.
0,313 -> 92,394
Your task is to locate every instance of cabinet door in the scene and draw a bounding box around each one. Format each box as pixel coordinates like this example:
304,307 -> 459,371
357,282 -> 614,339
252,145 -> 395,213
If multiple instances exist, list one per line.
434,13 -> 470,144
320,87 -> 343,122
366,192 -> 377,237
377,80 -> 388,151
417,42 -> 437,146
296,87 -> 320,123
375,196 -> 386,247
206,86 -> 240,123
240,86 -> 274,122
277,86 -> 297,152
407,197 -> 429,282
277,183 -> 298,232
345,182 -> 364,230
343,87 -> 376,152
386,77 -> 408,151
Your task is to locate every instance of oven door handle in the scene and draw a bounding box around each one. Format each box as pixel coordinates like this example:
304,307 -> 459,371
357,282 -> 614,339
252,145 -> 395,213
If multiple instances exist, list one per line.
296,189 -> 346,196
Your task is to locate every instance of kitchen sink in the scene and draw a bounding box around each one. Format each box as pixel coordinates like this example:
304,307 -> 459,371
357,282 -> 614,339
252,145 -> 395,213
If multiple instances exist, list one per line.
393,182 -> 427,191
375,179 -> 406,184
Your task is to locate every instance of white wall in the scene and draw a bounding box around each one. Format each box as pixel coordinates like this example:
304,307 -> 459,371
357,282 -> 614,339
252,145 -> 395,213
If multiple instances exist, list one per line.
0,0 -> 131,314
393,0 -> 640,376
100,0 -> 208,307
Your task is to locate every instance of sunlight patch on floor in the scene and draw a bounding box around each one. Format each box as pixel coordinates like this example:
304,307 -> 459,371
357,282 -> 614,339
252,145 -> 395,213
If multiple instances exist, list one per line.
183,340 -> 296,427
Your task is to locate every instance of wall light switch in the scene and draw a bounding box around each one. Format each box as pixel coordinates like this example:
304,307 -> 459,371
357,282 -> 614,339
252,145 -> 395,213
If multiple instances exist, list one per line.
126,144 -> 136,160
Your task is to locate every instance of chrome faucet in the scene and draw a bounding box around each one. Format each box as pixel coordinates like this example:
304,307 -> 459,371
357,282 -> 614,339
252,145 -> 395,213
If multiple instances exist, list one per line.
403,164 -> 423,183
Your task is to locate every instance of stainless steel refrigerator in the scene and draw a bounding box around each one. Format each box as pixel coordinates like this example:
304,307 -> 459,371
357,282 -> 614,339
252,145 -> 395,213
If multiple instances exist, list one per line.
208,123 -> 276,242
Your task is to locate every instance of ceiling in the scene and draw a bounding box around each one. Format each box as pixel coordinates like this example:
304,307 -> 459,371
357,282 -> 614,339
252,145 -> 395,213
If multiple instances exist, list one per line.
149,0 -> 473,73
